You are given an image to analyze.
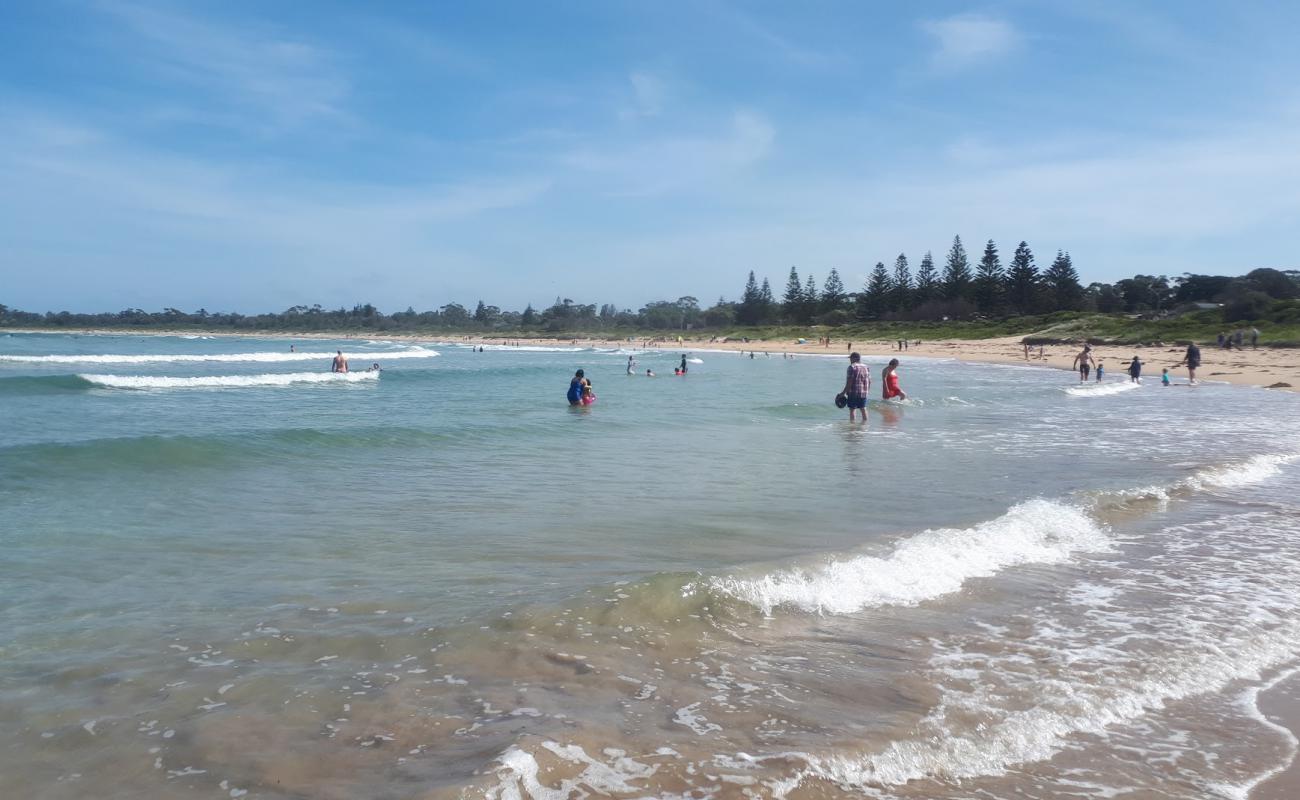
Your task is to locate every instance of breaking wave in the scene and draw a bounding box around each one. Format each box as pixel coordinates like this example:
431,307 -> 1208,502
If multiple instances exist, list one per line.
0,347 -> 437,364
78,371 -> 381,389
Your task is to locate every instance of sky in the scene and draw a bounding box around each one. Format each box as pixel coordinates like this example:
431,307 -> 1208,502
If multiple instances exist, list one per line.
2,1 -> 1299,314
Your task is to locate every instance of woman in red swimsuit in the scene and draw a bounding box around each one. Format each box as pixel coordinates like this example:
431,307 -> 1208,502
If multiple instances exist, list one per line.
882,358 -> 907,400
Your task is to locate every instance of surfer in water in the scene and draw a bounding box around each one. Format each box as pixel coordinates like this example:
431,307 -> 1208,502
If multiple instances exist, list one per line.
331,350 -> 348,373
881,358 -> 907,401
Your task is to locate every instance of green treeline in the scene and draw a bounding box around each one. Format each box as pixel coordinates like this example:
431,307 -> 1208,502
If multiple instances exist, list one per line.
3,235 -> 1298,334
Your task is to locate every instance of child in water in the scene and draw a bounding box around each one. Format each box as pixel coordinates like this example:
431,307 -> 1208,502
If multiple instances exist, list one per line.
1096,362 -> 1104,381
582,382 -> 597,405
1161,368 -> 1171,386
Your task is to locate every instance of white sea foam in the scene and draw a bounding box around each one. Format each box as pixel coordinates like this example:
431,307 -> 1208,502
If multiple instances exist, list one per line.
797,624 -> 1300,792
0,348 -> 436,364
79,372 -> 380,389
1185,452 -> 1299,491
486,741 -> 659,800
1064,381 -> 1140,397
712,499 -> 1108,615
1095,453 -> 1299,509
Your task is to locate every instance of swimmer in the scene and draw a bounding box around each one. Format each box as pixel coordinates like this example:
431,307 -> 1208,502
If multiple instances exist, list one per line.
582,381 -> 596,406
567,369 -> 586,406
331,350 -> 348,373
627,355 -> 636,375
646,368 -> 655,377
367,362 -> 381,372
881,358 -> 907,401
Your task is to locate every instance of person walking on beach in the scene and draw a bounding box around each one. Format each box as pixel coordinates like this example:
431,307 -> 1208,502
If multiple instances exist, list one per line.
1072,345 -> 1096,382
1127,356 -> 1143,383
840,352 -> 871,422
881,359 -> 907,401
1251,327 -> 1260,349
331,350 -> 348,373
1178,342 -> 1201,384
567,369 -> 586,406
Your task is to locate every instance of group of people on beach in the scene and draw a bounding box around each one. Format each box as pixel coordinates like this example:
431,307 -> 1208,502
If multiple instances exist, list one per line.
1072,342 -> 1201,385
1217,328 -> 1260,350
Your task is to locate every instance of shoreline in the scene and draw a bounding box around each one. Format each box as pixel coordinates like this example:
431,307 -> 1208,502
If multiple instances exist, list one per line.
4,327 -> 1298,393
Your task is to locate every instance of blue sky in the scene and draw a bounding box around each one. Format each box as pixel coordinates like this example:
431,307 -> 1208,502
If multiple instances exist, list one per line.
2,1 -> 1299,314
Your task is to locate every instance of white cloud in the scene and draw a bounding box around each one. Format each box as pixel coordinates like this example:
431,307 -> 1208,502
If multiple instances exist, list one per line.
921,14 -> 1019,68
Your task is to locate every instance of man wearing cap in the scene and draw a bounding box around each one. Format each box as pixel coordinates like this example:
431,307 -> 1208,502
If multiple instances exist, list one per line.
840,352 -> 871,422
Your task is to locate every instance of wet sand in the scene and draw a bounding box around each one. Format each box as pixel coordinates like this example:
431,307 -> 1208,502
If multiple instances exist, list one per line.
1250,670 -> 1300,799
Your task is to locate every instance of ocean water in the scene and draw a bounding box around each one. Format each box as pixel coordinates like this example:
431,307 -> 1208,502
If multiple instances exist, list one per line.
3,331 -> 1300,799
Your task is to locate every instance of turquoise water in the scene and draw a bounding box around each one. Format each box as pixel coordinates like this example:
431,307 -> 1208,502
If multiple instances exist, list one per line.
4,331 -> 1300,798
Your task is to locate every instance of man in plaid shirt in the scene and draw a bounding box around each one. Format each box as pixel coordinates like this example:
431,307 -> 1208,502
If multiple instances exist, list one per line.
841,351 -> 871,422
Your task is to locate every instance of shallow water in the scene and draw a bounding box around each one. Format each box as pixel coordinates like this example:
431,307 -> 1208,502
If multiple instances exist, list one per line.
3,332 -> 1300,798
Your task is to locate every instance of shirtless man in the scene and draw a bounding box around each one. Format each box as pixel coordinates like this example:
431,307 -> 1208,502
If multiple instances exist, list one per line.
1072,345 -> 1096,382
331,350 -> 348,373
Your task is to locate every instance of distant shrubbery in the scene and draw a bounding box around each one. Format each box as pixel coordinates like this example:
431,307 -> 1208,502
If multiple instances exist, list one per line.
2,238 -> 1296,336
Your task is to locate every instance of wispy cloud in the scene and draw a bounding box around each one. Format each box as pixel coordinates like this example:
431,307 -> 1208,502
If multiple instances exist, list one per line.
95,2 -> 350,132
921,14 -> 1019,69
561,110 -> 775,196
621,71 -> 670,119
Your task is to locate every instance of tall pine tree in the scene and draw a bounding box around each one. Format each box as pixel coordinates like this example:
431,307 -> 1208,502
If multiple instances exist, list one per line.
942,235 -> 973,301
821,268 -> 847,314
1043,250 -> 1083,311
737,270 -> 763,325
891,253 -> 912,312
1005,241 -> 1040,315
913,251 -> 939,306
974,239 -> 1005,315
802,274 -> 818,323
782,267 -> 804,322
857,261 -> 893,319
759,277 -> 775,323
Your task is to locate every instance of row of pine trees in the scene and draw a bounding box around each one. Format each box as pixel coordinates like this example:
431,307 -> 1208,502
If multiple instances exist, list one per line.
734,235 -> 1082,325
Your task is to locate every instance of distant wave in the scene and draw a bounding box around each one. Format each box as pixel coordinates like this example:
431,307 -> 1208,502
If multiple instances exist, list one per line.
1064,381 -> 1140,397
78,371 -> 380,389
1094,452 -> 1300,508
710,499 -> 1108,615
0,347 -> 437,364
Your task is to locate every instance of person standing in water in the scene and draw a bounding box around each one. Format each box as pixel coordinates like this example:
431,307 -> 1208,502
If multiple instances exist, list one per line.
331,350 -> 348,373
1072,345 -> 1096,382
881,358 -> 907,401
567,369 -> 586,406
627,355 -> 636,375
679,354 -> 688,374
1127,356 -> 1143,383
840,352 -> 871,422
1178,342 -> 1201,384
